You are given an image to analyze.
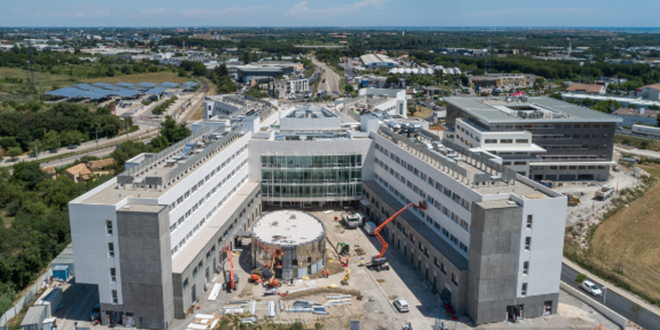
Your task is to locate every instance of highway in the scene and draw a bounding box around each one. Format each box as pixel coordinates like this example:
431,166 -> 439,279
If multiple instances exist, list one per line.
561,263 -> 660,330
311,57 -> 341,96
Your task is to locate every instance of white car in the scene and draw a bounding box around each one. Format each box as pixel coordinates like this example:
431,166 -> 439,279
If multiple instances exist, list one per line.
393,298 -> 409,313
581,280 -> 602,296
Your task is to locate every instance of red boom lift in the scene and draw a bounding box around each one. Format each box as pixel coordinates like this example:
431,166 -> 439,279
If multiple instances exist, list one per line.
223,244 -> 237,291
368,201 -> 427,270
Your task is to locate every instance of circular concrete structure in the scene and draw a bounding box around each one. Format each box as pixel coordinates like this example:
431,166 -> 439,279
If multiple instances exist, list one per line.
252,210 -> 326,280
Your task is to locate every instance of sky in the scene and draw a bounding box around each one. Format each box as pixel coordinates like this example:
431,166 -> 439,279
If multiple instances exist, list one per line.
1,0 -> 659,28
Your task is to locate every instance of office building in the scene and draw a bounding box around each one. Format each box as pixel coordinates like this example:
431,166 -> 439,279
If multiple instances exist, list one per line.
69,89 -> 568,328
444,96 -> 621,181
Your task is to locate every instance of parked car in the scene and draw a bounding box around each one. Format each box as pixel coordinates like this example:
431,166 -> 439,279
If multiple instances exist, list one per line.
581,280 -> 602,296
393,298 -> 410,313
90,303 -> 101,321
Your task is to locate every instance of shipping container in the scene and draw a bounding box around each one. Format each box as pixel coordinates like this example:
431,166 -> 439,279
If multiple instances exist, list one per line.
52,265 -> 70,282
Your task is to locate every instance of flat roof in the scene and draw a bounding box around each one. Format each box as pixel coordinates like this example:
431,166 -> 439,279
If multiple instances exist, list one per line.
253,210 -> 325,246
446,96 -> 622,123
172,182 -> 259,273
363,180 -> 469,270
52,244 -> 74,265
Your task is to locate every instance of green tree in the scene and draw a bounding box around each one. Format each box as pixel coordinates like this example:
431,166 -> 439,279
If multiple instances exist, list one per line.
386,76 -> 400,86
160,116 -> 191,144
7,147 -> 22,159
0,137 -> 20,151
574,273 -> 587,285
178,67 -> 188,78
42,130 -> 61,151
12,161 -> 48,189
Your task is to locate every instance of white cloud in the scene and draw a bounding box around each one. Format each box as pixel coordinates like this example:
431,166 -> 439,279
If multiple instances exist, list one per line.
141,8 -> 166,16
286,0 -> 391,18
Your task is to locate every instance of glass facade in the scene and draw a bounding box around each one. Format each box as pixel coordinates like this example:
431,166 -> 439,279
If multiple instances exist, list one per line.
260,154 -> 363,199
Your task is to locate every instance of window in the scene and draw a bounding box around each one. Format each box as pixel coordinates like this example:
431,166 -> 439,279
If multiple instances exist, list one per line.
500,139 -> 513,144
434,257 -> 440,268
170,223 -> 177,232
183,278 -> 189,290
106,220 -> 113,234
451,273 -> 458,285
526,215 -> 533,229
525,237 -> 531,250
515,139 -> 529,144
193,267 -> 198,278
523,261 -> 529,275
108,243 -> 115,257
521,283 -> 528,296
112,289 -> 118,304
441,263 -> 447,274
485,139 -> 497,144
110,268 -> 116,282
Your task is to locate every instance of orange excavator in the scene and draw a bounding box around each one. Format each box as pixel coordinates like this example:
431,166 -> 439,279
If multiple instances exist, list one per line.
222,244 -> 238,291
367,201 -> 427,271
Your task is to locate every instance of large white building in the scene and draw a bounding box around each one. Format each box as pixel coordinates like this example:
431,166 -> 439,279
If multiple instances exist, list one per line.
69,89 -> 569,328
360,54 -> 398,68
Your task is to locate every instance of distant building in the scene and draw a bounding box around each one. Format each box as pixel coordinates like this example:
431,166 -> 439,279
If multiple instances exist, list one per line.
469,73 -> 535,89
65,163 -> 93,183
565,83 -> 606,94
638,84 -> 660,101
42,166 -> 57,180
360,54 -> 398,68
87,159 -> 115,175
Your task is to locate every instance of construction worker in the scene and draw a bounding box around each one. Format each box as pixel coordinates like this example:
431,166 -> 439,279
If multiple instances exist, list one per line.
345,256 -> 350,265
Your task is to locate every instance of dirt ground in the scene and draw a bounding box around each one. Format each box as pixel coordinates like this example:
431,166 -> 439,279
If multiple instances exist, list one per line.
591,163 -> 660,302
554,150 -> 640,226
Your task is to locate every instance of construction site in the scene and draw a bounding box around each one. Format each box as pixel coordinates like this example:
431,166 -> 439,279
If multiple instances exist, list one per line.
157,206 -> 620,330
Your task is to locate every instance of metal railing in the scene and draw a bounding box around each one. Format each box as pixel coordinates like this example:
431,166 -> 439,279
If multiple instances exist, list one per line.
164,126 -> 243,184
118,127 -> 212,179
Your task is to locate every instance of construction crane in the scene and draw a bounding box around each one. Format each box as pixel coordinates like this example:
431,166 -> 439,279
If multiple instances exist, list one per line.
370,201 -> 427,269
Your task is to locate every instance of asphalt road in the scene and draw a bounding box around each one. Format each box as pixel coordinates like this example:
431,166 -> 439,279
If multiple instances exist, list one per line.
561,263 -> 660,330
311,57 -> 341,96
39,137 -> 153,169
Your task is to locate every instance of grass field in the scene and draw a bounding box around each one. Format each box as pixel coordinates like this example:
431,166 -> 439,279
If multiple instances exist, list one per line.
410,105 -> 433,119
591,164 -> 660,300
81,71 -> 192,85
0,67 -> 77,94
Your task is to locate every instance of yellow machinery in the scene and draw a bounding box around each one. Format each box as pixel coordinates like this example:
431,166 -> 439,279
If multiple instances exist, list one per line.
342,269 -> 350,285
567,194 -> 581,206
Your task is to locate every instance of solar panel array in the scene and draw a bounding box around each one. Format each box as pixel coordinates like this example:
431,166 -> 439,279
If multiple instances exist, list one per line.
44,81 -> 184,99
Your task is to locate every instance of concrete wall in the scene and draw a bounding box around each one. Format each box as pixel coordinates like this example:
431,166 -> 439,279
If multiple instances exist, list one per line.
112,205 -> 173,329
69,201 -> 123,306
560,282 -> 627,330
467,201 -> 522,324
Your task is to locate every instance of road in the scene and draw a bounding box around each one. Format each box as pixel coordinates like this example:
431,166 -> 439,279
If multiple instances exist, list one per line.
561,263 -> 660,329
38,137 -> 154,169
311,57 -> 341,96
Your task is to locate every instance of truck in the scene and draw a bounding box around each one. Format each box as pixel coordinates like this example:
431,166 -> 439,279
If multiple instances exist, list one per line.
365,221 -> 377,235
345,213 -> 364,229
595,185 -> 614,200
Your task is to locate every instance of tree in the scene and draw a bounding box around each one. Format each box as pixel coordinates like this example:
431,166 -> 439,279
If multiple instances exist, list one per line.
12,161 -> 48,189
0,137 -> 19,151
629,303 -> 644,325
160,116 -> 191,144
629,104 -> 639,109
386,76 -> 400,86
42,130 -> 61,151
648,104 -> 660,111
178,67 -> 188,78
407,102 -> 418,116
574,273 -> 587,285
7,147 -> 21,160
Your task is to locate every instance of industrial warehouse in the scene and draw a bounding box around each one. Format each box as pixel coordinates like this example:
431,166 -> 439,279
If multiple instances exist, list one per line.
68,89 -> 583,329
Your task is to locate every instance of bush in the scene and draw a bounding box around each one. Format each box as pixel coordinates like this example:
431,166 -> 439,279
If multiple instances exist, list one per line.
575,273 -> 587,284
6,202 -> 20,216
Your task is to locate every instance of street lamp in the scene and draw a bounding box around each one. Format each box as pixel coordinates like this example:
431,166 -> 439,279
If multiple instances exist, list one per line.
602,286 -> 607,305
35,139 -> 38,161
